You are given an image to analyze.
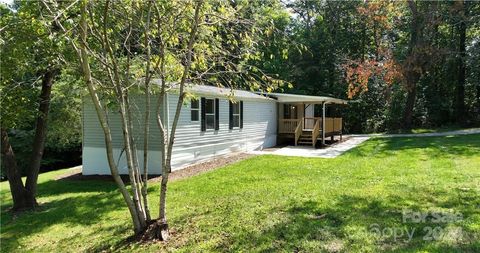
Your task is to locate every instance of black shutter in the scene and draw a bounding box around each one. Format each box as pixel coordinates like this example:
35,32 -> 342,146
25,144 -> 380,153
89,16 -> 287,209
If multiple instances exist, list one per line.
201,97 -> 206,131
215,98 -> 219,130
229,101 -> 233,129
240,101 -> 243,129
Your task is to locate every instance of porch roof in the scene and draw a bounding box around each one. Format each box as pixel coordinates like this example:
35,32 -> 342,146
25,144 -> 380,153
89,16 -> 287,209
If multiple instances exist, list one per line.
258,92 -> 348,104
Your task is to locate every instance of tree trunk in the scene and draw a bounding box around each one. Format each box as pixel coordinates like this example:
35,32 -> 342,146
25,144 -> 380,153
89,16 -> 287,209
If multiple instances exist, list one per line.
141,1 -> 153,222
403,85 -> 417,129
157,169 -> 170,240
1,69 -> 57,211
77,0 -> 144,234
477,83 -> 480,119
1,129 -> 36,211
25,69 -> 57,197
154,0 -> 202,241
402,0 -> 421,130
455,0 -> 467,125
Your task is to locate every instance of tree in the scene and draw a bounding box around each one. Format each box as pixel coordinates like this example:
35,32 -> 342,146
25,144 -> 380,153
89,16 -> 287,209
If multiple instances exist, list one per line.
401,0 -> 445,129
0,1 -> 69,211
454,0 -> 467,125
44,0 -> 285,239
340,0 -> 444,130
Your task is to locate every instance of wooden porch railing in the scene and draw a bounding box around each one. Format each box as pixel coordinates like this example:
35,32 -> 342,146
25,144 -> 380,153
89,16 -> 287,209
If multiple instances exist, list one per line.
312,119 -> 320,147
303,117 -> 316,129
334,118 -> 342,132
294,120 -> 302,146
279,119 -> 301,133
324,117 -> 343,133
279,118 -> 342,133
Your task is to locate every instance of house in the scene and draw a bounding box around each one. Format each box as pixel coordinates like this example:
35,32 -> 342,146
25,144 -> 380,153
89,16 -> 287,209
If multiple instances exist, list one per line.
82,84 -> 347,175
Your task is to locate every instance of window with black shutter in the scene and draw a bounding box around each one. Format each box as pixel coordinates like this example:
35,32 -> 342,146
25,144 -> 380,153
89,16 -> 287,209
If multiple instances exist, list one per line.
205,98 -> 215,130
233,103 -> 240,128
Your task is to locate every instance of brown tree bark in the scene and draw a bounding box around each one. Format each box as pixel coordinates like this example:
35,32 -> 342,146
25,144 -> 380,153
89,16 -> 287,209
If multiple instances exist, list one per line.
25,69 -> 57,197
76,0 -> 145,233
1,129 -> 36,210
154,0 -> 203,241
455,0 -> 467,125
1,69 -> 57,211
402,0 -> 421,129
403,85 -> 417,129
477,84 -> 480,118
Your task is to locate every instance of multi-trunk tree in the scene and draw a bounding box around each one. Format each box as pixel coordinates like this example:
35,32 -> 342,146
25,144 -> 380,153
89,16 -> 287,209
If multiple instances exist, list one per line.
43,0 -> 285,240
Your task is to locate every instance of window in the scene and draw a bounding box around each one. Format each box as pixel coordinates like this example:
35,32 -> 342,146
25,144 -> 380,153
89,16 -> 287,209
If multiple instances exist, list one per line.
232,102 -> 240,128
191,100 -> 199,121
314,104 -> 322,117
229,101 -> 243,129
283,104 -> 297,119
205,98 -> 215,130
201,97 -> 219,131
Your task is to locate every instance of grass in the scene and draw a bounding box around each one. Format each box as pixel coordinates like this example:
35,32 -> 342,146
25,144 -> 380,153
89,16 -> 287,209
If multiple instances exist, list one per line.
1,135 -> 480,252
386,125 -> 477,134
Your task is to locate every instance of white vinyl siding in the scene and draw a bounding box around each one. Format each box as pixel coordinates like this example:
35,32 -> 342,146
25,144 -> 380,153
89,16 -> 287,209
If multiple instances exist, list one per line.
168,93 -> 276,170
82,91 -> 277,175
82,95 -> 167,175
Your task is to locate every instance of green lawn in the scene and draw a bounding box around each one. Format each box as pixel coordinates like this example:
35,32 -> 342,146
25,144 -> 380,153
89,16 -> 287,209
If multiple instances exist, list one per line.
386,125 -> 474,134
1,135 -> 480,252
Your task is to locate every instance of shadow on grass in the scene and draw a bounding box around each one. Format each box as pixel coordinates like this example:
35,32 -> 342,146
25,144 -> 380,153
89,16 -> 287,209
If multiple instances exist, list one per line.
0,178 -> 119,213
216,190 -> 479,252
345,134 -> 480,159
0,178 -> 132,252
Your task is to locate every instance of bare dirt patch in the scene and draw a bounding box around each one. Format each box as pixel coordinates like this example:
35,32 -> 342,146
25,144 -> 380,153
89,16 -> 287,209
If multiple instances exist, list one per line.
54,166 -> 82,180
150,152 -> 255,183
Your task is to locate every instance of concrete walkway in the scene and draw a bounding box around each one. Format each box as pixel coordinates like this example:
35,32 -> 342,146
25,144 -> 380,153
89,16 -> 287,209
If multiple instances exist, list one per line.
250,128 -> 480,159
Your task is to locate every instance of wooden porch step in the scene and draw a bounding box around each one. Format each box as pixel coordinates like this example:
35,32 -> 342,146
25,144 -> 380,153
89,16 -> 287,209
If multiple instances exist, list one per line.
297,141 -> 313,145
299,138 -> 312,142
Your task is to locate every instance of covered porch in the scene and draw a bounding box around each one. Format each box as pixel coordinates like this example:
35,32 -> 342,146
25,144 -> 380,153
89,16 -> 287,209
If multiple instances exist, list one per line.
267,93 -> 347,148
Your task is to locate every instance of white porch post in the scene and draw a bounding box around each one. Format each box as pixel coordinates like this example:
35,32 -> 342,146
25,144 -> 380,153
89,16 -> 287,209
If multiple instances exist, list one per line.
322,102 -> 325,145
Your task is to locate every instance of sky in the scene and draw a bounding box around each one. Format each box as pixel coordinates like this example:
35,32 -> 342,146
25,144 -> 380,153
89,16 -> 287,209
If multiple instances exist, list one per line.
0,0 -> 13,6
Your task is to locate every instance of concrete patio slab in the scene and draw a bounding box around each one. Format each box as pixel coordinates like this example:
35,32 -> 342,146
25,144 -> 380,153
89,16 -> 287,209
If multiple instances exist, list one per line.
250,136 -> 370,158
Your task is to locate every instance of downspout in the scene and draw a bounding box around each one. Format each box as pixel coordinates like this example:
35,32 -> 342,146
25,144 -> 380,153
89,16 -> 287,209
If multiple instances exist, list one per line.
322,102 -> 326,145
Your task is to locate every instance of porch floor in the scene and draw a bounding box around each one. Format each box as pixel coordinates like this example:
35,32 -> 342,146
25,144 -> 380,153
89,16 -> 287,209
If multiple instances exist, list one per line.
250,135 -> 370,158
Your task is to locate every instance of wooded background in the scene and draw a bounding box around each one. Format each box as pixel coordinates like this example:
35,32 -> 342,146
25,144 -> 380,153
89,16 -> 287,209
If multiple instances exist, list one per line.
1,0 -> 479,178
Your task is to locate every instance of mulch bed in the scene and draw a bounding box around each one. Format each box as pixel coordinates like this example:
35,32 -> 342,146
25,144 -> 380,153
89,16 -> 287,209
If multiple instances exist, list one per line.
150,152 -> 255,182
55,153 -> 255,182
